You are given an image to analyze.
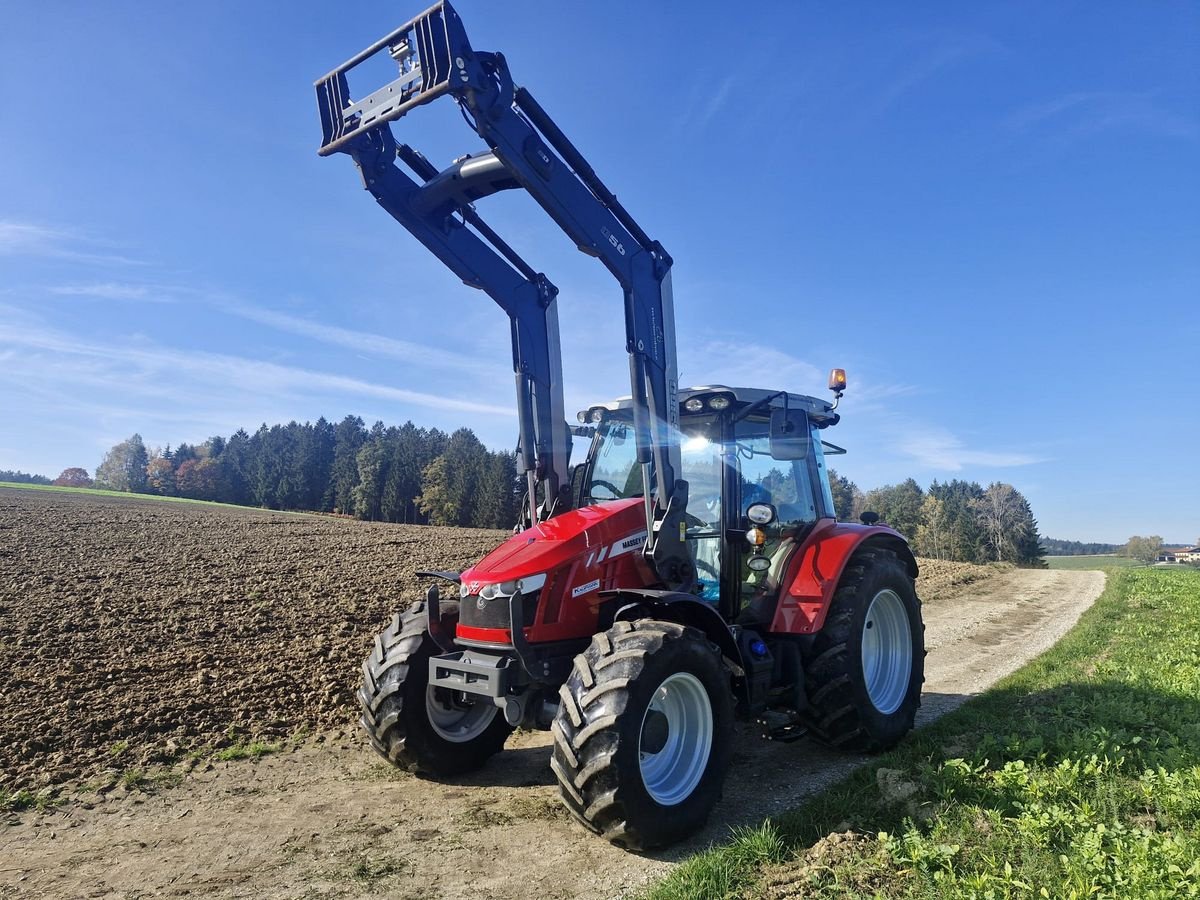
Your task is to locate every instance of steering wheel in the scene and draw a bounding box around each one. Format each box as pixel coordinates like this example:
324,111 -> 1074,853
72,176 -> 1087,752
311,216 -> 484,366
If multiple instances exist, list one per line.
693,557 -> 719,583
589,479 -> 622,499
684,494 -> 721,530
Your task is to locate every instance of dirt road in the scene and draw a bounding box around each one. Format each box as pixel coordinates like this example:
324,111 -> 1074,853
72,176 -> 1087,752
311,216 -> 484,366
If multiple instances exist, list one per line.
1,565 -> 1104,900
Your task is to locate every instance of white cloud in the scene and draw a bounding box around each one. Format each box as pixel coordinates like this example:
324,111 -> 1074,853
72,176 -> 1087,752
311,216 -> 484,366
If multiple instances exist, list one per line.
0,219 -> 147,266
0,324 -> 512,418
683,340 -> 825,392
1005,91 -> 1199,142
223,304 -> 491,375
895,426 -> 1044,471
49,282 -> 174,302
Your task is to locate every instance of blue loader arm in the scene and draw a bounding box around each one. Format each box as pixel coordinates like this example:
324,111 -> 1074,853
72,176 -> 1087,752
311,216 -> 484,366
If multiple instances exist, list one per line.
315,1 -> 692,586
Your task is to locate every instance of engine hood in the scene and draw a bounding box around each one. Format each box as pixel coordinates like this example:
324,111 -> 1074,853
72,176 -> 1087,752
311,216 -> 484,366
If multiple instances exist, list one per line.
461,498 -> 646,590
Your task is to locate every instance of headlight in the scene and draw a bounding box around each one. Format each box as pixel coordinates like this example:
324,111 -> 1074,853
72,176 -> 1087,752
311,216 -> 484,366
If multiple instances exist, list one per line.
746,502 -> 777,525
474,572 -> 548,601
708,395 -> 731,410
683,397 -> 704,412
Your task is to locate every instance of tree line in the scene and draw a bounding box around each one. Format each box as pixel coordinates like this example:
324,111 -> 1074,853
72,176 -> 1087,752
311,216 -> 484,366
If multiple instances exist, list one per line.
89,416 -> 518,528
0,469 -> 53,485
1041,537 -> 1122,556
828,472 -> 1046,567
13,420 -> 1050,566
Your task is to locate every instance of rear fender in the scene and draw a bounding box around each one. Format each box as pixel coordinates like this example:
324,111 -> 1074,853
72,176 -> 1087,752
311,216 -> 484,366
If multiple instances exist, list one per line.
770,520 -> 918,636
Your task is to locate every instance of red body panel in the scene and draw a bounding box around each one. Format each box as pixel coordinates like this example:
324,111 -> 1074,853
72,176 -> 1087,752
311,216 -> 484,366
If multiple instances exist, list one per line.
457,498 -> 657,644
768,519 -> 906,635
456,505 -> 906,645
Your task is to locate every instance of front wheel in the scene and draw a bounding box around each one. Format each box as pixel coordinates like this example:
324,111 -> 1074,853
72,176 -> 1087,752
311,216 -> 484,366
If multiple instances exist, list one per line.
804,547 -> 924,752
359,602 -> 512,776
550,620 -> 734,850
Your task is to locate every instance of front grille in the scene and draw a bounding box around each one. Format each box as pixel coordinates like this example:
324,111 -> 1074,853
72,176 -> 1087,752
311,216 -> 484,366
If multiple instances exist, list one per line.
460,590 -> 540,631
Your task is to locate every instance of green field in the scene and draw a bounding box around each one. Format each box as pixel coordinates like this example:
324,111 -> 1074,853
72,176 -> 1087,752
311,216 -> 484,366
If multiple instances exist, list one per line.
1045,554 -> 1145,571
0,482 -> 313,516
649,567 -> 1200,899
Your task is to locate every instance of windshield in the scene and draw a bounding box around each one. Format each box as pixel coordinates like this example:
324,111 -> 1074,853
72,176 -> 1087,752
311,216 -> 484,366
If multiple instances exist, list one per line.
584,421 -> 642,501
583,417 -> 819,526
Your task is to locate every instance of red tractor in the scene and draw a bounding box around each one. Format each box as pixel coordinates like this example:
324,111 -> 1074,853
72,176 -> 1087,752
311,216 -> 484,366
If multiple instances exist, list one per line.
317,3 -> 923,849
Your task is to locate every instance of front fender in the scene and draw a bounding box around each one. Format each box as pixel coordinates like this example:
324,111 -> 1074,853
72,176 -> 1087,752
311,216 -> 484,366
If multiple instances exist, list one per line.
602,589 -> 742,673
769,519 -> 917,636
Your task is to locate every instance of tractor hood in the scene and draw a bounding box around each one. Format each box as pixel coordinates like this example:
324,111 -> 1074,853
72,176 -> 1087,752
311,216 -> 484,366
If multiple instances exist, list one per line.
460,498 -> 646,591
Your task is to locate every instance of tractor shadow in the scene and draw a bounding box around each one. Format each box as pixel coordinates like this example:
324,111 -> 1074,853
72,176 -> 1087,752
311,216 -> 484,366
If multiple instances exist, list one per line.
447,741 -> 558,789
641,681 -> 1200,862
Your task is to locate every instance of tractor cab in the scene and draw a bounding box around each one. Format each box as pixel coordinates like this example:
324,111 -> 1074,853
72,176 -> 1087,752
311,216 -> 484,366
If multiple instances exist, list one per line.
575,385 -> 843,625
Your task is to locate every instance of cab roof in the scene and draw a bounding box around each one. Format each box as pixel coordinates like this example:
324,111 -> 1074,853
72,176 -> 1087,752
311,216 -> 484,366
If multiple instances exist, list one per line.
580,384 -> 839,426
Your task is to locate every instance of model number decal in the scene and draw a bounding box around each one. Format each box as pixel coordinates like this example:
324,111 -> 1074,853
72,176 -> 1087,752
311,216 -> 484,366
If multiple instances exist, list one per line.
571,578 -> 601,598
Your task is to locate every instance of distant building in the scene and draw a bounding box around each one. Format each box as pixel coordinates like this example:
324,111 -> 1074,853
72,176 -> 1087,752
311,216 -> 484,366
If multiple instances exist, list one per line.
1159,547 -> 1200,563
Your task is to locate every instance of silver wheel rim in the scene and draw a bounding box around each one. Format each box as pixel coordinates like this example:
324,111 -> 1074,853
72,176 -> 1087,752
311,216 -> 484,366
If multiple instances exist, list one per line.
638,672 -> 713,806
426,685 -> 498,742
861,588 -> 913,715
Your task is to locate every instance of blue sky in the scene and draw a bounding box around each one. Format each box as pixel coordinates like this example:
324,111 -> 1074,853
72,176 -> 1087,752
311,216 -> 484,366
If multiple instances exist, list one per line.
1,1 -> 1196,544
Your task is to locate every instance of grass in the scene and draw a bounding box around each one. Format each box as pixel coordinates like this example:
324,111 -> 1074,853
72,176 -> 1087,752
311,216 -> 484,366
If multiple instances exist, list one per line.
344,853 -> 411,883
1045,554 -> 1146,571
212,739 -> 282,762
0,787 -> 58,813
647,567 -> 1200,899
0,481 -> 314,516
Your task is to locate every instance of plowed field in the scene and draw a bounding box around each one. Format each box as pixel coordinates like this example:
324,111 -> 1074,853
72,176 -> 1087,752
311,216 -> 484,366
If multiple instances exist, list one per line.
0,488 -> 506,792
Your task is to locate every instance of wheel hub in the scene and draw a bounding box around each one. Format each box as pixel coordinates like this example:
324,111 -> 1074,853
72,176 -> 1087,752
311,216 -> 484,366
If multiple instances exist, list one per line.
638,672 -> 713,806
640,709 -> 670,755
425,685 -> 499,742
861,588 -> 913,715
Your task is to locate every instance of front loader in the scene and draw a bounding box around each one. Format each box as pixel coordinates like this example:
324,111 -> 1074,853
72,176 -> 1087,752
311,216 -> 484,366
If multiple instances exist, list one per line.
317,2 -> 924,850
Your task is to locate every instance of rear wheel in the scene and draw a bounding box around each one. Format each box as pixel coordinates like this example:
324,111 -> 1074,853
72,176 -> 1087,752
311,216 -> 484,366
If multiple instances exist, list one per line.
804,548 -> 924,751
550,620 -> 734,850
359,602 -> 512,776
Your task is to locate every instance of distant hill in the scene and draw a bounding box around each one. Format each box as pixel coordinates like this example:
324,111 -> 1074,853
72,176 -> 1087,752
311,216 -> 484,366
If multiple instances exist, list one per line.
1043,537 -> 1122,556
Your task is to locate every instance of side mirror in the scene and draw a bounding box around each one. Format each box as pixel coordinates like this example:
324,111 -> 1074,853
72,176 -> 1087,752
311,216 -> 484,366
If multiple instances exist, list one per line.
769,408 -> 811,460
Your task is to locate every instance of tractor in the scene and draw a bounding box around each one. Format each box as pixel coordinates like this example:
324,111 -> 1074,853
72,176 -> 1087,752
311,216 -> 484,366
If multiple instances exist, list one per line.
316,2 -> 923,849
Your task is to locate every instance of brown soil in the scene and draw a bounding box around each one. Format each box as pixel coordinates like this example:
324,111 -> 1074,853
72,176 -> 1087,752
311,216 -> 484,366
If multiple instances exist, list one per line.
0,488 -> 1105,899
0,488 -> 506,791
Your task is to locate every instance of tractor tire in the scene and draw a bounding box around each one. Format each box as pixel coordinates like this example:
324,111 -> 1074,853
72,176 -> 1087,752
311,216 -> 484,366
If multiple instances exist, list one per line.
359,601 -> 512,776
550,620 -> 734,850
804,547 -> 924,752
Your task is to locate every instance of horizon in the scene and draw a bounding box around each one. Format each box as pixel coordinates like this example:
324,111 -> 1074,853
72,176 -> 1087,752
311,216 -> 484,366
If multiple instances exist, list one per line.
2,2 -> 1197,546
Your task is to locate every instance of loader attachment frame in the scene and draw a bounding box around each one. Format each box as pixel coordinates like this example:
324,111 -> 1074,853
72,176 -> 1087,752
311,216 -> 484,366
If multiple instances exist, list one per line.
315,1 -> 691,586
